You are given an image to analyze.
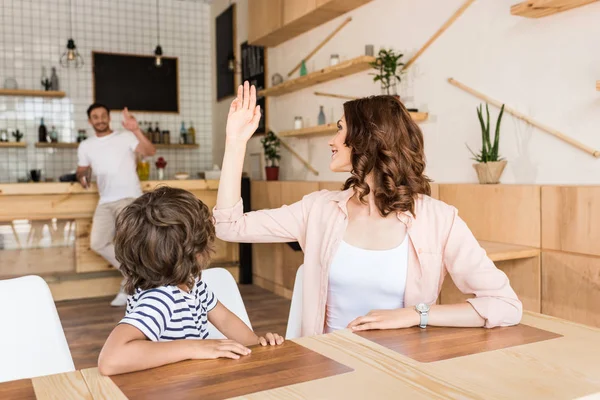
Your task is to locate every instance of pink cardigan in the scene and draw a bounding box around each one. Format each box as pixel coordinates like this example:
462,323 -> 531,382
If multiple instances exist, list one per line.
213,189 -> 522,336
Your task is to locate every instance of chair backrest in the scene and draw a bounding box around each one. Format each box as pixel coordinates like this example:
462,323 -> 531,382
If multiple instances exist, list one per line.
201,268 -> 252,339
286,265 -> 304,339
0,275 -> 75,383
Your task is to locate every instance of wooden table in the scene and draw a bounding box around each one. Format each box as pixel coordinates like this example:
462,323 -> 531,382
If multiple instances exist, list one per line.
3,312 -> 599,399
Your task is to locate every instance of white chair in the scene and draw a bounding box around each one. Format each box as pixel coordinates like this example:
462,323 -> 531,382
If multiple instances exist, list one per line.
0,275 -> 75,383
286,265 -> 304,339
202,268 -> 253,339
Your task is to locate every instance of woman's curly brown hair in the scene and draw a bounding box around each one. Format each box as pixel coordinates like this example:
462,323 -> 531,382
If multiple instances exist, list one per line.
342,95 -> 431,217
114,186 -> 215,295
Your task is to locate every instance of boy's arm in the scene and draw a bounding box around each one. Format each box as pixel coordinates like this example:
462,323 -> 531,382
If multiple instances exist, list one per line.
208,301 -> 284,346
98,324 -> 251,376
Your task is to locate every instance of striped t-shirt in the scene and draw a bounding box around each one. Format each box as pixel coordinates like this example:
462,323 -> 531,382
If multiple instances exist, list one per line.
120,279 -> 217,342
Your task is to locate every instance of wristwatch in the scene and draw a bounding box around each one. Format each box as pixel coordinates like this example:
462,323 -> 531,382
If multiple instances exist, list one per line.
414,303 -> 431,328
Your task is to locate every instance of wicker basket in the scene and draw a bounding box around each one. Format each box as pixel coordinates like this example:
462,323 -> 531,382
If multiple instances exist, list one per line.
473,160 -> 507,184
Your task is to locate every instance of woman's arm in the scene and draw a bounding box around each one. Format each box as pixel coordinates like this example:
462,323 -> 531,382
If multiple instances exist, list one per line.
213,81 -> 319,245
208,301 -> 284,346
98,325 -> 251,375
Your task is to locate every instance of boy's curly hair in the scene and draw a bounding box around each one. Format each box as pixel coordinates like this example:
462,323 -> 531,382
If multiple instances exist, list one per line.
114,186 -> 215,295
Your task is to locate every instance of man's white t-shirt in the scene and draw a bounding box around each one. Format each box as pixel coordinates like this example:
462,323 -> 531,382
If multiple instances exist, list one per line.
77,131 -> 143,204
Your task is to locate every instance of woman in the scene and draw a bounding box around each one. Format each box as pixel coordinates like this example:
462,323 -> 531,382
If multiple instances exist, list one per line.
214,82 -> 522,337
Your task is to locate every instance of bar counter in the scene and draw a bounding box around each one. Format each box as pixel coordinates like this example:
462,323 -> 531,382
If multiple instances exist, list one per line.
0,180 -> 240,301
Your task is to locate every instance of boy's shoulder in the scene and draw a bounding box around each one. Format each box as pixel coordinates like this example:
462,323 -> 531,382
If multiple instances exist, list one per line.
127,285 -> 182,312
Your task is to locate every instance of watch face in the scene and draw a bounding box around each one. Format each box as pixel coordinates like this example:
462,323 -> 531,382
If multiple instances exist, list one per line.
416,303 -> 429,312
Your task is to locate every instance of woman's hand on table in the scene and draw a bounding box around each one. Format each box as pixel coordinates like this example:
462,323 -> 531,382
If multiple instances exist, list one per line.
257,332 -> 285,346
347,308 -> 420,331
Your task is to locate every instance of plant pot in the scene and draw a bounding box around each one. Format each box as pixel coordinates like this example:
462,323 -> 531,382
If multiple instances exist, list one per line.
473,160 -> 507,184
157,168 -> 164,180
265,166 -> 279,181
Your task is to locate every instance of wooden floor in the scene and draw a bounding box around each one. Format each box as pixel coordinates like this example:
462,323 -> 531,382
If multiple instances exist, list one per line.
55,285 -> 291,370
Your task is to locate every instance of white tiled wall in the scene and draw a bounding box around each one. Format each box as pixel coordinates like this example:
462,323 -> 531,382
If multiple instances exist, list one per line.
0,0 -> 212,183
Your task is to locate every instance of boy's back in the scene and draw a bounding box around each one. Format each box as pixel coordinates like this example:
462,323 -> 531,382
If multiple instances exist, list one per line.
122,278 -> 216,342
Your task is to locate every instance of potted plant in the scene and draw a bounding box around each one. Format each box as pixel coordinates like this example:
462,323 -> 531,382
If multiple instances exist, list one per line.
260,130 -> 281,181
369,48 -> 404,97
467,103 -> 506,184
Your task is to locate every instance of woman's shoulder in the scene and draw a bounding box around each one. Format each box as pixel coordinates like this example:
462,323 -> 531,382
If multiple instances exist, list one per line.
414,194 -> 458,219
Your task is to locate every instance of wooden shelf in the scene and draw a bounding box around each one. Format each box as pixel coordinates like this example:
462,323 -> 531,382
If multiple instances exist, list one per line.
154,144 -> 199,149
35,142 -> 78,149
510,0 -> 599,18
278,113 -> 429,138
0,89 -> 66,98
478,240 -> 540,262
34,142 -> 199,149
258,56 -> 375,97
0,142 -> 27,148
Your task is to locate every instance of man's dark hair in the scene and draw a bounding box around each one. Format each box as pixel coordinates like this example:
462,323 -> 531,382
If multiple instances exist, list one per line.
87,103 -> 110,118
114,187 -> 216,294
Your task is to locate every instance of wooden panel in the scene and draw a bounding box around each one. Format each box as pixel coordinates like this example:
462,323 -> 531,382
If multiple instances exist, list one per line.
75,218 -> 111,273
280,181 -> 319,204
283,0 -> 316,25
0,379 -> 36,400
541,186 -> 600,257
81,368 -> 128,400
248,0 -> 283,46
542,251 -> 600,327
0,247 -> 75,278
109,341 -> 353,400
0,88 -> 66,98
251,180 -> 282,210
479,240 -> 540,262
252,243 -> 284,284
47,273 -> 123,301
355,324 -> 560,363
511,0 -> 599,18
0,194 -> 99,221
31,371 -> 93,400
440,256 -> 541,312
430,183 -> 439,199
319,181 -> 344,191
253,274 -> 293,299
259,56 -> 375,97
439,184 -> 541,247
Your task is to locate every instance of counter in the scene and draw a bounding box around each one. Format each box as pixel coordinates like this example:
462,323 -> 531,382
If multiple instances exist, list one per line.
0,179 -> 240,301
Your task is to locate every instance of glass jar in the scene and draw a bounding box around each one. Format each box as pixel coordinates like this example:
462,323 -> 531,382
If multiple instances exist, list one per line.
137,159 -> 150,181
294,116 -> 303,130
329,54 -> 340,66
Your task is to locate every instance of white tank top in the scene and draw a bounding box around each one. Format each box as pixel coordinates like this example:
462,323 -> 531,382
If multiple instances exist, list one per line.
325,236 -> 409,333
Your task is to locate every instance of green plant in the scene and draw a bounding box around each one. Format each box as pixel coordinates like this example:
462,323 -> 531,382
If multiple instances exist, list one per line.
369,49 -> 405,95
260,130 -> 281,167
12,130 -> 24,142
467,103 -> 505,163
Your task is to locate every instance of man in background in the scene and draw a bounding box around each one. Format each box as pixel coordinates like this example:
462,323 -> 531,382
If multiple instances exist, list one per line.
77,103 -> 156,306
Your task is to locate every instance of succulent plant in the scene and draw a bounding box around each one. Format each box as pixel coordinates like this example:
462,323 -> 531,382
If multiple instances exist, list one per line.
12,130 -> 24,142
466,103 -> 505,163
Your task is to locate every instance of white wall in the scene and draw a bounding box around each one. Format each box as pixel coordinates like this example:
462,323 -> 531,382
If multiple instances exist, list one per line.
213,0 -> 600,184
0,0 -> 213,183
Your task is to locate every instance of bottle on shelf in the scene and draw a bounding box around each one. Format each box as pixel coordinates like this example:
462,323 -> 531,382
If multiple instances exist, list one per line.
179,121 -> 188,145
38,118 -> 48,143
148,122 -> 155,143
153,122 -> 162,144
162,130 -> 170,145
187,121 -> 196,145
49,126 -> 58,143
318,105 -> 326,125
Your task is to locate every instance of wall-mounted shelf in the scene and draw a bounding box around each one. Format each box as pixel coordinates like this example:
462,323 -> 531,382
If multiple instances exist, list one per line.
510,0 -> 599,18
34,142 -> 199,150
0,89 -> 66,98
154,144 -> 199,149
279,113 -> 429,138
0,142 -> 27,148
35,142 -> 78,149
259,56 -> 375,97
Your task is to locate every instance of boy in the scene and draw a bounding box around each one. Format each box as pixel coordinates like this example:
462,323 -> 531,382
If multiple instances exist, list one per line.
98,187 -> 283,375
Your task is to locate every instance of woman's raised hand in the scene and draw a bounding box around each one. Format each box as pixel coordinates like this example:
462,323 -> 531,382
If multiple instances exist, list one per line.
226,81 -> 261,145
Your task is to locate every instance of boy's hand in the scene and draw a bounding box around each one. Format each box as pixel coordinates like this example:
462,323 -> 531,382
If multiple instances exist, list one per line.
257,333 -> 284,346
192,339 -> 251,360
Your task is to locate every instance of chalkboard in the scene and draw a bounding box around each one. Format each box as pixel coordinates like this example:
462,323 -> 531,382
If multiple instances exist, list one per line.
92,52 -> 179,113
216,4 -> 236,101
241,41 -> 266,134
